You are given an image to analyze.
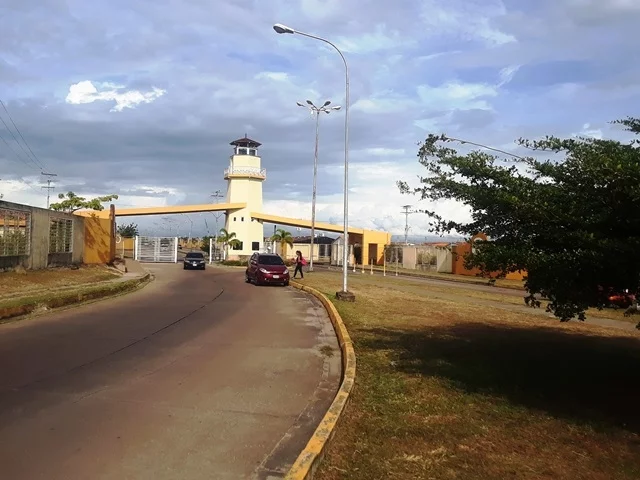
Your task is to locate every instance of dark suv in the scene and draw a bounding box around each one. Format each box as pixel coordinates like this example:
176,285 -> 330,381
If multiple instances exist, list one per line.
183,251 -> 206,270
245,253 -> 289,286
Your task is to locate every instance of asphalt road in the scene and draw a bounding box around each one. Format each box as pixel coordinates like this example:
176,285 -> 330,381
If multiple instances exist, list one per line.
0,264 -> 340,480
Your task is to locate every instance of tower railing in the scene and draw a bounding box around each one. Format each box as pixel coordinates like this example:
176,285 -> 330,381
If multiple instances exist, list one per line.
223,167 -> 267,179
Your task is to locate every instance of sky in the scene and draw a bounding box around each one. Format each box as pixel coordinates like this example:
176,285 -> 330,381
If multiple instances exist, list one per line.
1,0 -> 639,239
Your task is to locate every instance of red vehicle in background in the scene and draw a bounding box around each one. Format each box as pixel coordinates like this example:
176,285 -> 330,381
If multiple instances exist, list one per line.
607,290 -> 636,309
245,253 -> 290,286
598,285 -> 636,309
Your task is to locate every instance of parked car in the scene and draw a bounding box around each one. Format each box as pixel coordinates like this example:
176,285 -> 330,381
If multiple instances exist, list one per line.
183,251 -> 206,270
245,253 -> 289,286
607,290 -> 636,309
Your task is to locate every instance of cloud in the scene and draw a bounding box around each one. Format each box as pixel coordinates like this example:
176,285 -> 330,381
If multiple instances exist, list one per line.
417,81 -> 498,112
65,81 -> 166,112
254,72 -> 290,81
574,123 -> 603,139
1,0 -> 637,238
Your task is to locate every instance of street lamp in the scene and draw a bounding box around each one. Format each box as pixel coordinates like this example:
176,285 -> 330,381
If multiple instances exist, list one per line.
274,23 -> 353,300
181,213 -> 193,249
297,99 -> 341,272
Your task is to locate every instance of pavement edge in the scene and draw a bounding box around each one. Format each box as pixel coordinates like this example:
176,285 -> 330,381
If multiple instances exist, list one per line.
285,281 -> 356,480
0,273 -> 152,322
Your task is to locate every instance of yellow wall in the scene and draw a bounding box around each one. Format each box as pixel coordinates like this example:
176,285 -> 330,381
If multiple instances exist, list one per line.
361,230 -> 393,265
77,206 -> 116,264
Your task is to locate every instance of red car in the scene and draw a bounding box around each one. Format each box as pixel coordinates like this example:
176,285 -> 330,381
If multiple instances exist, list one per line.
607,290 -> 636,309
245,253 -> 290,286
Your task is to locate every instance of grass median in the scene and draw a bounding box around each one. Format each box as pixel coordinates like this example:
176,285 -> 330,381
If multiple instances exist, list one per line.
0,273 -> 150,323
296,272 -> 640,480
0,265 -> 121,300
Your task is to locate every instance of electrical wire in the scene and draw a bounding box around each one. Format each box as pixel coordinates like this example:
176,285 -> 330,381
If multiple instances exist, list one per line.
0,99 -> 46,170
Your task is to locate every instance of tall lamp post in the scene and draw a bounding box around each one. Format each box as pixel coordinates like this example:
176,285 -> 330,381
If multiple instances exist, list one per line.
181,213 -> 193,249
297,99 -> 341,272
274,23 -> 353,300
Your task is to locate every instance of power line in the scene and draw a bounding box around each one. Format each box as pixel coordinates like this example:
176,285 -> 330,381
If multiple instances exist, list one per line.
0,111 -> 41,170
0,129 -> 39,171
0,99 -> 46,170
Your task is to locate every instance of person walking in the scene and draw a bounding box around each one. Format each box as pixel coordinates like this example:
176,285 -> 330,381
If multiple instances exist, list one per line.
293,250 -> 306,279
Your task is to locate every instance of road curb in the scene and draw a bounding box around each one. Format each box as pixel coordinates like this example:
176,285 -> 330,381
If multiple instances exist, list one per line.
0,273 -> 152,323
286,281 -> 356,480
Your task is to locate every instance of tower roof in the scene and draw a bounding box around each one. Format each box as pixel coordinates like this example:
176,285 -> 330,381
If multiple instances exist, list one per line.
230,135 -> 261,148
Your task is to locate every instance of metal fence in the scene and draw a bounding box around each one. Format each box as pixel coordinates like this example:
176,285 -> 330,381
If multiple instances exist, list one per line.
134,236 -> 178,263
0,207 -> 31,257
49,217 -> 73,254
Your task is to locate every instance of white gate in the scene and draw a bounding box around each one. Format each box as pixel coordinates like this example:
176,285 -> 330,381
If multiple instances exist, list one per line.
134,236 -> 178,263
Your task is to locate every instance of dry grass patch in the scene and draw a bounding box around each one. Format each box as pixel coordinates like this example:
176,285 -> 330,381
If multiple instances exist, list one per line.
367,265 -> 525,289
0,265 -> 120,299
349,274 -> 638,325
297,273 -> 640,480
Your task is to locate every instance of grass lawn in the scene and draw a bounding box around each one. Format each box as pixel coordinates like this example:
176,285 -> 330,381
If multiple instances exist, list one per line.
0,265 -> 120,299
347,274 -> 638,325
351,264 -> 526,290
298,272 -> 640,480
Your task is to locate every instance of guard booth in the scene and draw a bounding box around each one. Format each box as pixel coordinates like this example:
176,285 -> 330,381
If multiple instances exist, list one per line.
134,236 -> 178,263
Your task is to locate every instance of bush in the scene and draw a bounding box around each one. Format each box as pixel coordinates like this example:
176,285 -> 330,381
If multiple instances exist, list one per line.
221,260 -> 248,267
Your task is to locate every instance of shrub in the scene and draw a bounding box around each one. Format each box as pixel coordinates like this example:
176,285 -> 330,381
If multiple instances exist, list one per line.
221,260 -> 248,267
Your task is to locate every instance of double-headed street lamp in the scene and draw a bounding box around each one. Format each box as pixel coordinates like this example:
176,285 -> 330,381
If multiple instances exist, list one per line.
274,23 -> 353,300
297,99 -> 341,272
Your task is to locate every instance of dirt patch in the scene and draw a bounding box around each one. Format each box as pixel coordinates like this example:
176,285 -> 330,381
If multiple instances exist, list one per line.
0,265 -> 120,299
299,272 -> 640,480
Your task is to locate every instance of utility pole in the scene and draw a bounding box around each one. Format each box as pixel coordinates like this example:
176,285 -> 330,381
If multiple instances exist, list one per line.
401,205 -> 414,245
41,172 -> 57,208
211,190 -> 224,259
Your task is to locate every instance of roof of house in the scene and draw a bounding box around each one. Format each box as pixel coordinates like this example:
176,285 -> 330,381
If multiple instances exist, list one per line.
230,135 -> 261,148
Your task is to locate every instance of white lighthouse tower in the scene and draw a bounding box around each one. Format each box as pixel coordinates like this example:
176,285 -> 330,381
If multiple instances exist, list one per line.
223,135 -> 266,258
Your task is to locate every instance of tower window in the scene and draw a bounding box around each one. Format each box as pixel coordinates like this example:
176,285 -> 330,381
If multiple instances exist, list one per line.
241,217 -> 244,222
233,217 -> 237,221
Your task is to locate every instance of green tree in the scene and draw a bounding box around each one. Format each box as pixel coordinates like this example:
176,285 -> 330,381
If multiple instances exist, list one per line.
270,228 -> 294,258
201,235 -> 213,253
117,222 -> 138,237
218,228 -> 241,259
398,117 -> 640,325
50,191 -> 119,212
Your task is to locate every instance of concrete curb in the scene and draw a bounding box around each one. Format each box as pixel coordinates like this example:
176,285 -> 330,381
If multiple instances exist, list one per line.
285,281 -> 356,480
0,273 -> 152,322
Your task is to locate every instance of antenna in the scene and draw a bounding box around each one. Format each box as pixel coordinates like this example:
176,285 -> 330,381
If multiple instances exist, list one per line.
41,172 -> 58,209
401,205 -> 415,245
